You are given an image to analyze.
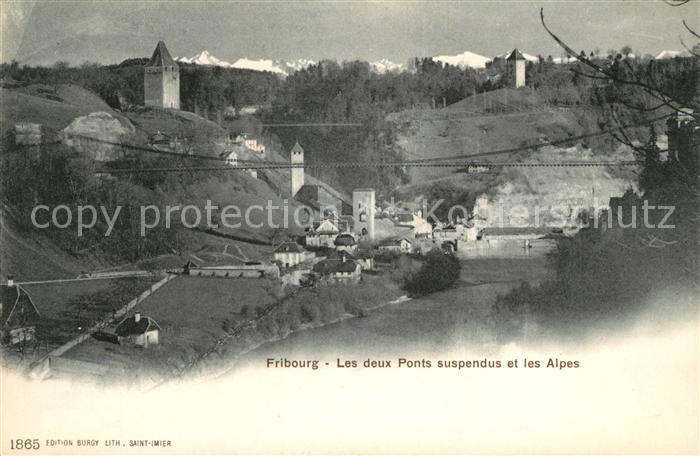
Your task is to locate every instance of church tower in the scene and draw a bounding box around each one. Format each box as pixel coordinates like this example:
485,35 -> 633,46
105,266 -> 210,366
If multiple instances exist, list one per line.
290,141 -> 305,197
505,48 -> 526,88
353,188 -> 375,240
144,41 -> 180,109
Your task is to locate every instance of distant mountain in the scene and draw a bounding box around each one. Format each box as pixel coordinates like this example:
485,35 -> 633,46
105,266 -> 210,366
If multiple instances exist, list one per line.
176,48 -> 609,76
175,51 -> 316,75
177,50 -> 232,67
552,56 -> 576,64
370,59 -> 406,74
433,51 -> 491,69
655,50 -> 683,59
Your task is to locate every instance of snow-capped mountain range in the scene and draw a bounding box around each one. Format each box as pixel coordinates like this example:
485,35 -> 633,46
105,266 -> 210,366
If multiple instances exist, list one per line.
433,51 -> 491,69
176,48 -> 688,76
370,58 -> 406,74
175,50 -> 317,75
655,49 -> 686,59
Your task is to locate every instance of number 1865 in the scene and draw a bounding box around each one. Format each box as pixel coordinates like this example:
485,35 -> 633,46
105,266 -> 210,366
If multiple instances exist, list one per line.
10,439 -> 40,450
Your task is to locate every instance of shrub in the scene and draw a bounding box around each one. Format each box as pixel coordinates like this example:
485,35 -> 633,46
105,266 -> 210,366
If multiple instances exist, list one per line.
404,250 -> 461,296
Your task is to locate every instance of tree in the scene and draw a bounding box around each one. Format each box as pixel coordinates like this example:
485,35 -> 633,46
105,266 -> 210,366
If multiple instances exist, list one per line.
404,250 -> 461,296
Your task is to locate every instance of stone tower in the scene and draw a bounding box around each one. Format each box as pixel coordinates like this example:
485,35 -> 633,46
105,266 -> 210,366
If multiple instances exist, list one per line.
144,41 -> 180,109
352,188 -> 375,240
290,141 -> 305,197
506,48 -> 526,88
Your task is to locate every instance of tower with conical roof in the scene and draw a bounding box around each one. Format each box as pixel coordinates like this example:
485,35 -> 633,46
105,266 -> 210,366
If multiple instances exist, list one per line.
506,48 -> 526,88
144,41 -> 180,109
290,141 -> 305,197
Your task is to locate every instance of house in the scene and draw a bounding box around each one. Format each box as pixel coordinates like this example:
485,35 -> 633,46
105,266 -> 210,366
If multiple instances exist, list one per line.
312,255 -> 362,284
305,218 -> 341,248
392,211 -> 432,237
243,137 -> 265,155
334,233 -> 357,253
13,122 -> 42,146
352,250 -> 376,271
466,165 -> 490,174
149,131 -> 171,146
273,242 -> 315,268
1,281 -> 41,346
239,105 -> 261,115
115,312 -> 161,348
378,238 -> 413,254
221,150 -> 238,166
432,224 -> 462,241
223,106 -> 237,119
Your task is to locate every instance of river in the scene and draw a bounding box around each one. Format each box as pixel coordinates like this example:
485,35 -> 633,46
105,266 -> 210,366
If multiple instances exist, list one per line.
235,256 -> 549,369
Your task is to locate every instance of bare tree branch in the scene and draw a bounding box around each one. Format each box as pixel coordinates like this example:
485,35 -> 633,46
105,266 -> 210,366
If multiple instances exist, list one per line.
665,0 -> 692,6
682,19 -> 700,39
540,8 -> 697,113
680,36 -> 700,57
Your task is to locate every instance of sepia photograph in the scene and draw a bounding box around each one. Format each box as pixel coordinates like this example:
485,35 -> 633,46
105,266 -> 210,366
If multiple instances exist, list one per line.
1,0 -> 698,454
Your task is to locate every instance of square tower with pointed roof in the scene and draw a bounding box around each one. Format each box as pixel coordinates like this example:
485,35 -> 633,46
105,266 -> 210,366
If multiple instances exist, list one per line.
144,41 -> 180,109
505,48 -> 526,88
290,141 -> 305,197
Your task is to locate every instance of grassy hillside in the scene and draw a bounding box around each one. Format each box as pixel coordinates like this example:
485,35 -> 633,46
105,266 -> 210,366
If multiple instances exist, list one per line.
0,206 -> 93,281
0,83 -> 310,279
0,84 -> 127,134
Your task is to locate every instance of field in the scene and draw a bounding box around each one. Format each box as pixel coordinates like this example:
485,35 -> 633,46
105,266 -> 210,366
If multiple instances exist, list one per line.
60,276 -> 277,378
21,277 -> 159,347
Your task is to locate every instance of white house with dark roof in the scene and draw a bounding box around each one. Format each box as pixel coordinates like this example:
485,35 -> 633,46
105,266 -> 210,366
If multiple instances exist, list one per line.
1,282 -> 41,346
115,312 -> 161,348
334,233 -> 357,253
378,238 -> 413,254
221,150 -> 238,166
305,218 -> 341,248
312,254 -> 362,284
273,241 -> 315,268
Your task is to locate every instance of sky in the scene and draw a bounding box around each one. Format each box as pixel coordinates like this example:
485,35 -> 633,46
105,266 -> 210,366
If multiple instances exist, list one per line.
1,1 -> 698,65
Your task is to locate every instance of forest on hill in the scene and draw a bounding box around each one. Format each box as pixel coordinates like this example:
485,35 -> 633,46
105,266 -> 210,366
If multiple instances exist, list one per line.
1,52 -> 697,214
2,53 -> 697,193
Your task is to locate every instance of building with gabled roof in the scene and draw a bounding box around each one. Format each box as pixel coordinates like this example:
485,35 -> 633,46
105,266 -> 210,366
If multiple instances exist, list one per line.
144,41 -> 180,109
334,233 -> 358,252
273,241 -> 315,268
1,283 -> 41,346
312,255 -> 362,284
378,238 -> 413,254
305,218 -> 341,248
115,312 -> 161,347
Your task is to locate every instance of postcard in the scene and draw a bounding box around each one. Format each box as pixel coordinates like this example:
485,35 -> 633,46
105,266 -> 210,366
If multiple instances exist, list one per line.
1,1 -> 698,454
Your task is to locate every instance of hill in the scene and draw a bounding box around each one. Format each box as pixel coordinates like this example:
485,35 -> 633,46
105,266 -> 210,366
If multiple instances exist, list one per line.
388,87 -> 658,225
0,84 -> 128,134
0,83 -> 318,280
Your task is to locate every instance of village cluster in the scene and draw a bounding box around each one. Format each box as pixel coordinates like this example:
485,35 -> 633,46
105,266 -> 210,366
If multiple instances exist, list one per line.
0,41 -> 546,352
3,40 -> 697,356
